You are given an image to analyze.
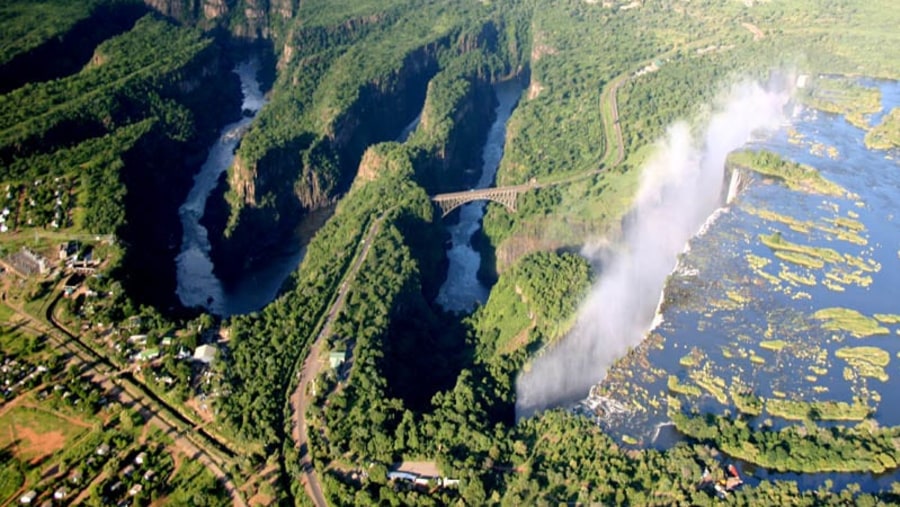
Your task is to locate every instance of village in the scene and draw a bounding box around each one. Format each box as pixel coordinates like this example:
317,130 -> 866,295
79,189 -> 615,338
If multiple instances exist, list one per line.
0,232 -> 246,505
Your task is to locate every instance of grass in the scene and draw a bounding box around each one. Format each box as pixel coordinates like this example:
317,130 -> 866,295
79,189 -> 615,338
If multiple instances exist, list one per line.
874,314 -> 900,324
731,389 -> 763,416
689,369 -> 728,405
800,77 -> 882,130
778,267 -> 816,287
813,307 -> 890,338
765,398 -> 871,421
667,375 -> 701,397
0,457 -> 24,504
774,251 -> 824,269
0,406 -> 88,463
835,346 -> 890,367
746,206 -> 868,246
760,232 -> 843,264
760,340 -> 787,352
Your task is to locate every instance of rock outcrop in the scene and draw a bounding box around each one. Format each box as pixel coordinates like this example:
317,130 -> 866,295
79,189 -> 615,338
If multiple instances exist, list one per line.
143,0 -> 296,40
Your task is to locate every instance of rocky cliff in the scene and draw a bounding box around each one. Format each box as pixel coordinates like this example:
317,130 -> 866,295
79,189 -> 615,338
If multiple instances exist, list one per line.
204,15 -> 525,283
116,38 -> 242,311
206,41 -> 444,281
143,0 -> 296,40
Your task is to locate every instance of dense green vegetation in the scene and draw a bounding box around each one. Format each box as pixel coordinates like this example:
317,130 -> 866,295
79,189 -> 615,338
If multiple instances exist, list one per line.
0,0 -> 98,64
6,0 -> 900,504
728,149 -> 846,196
0,9 -> 241,308
672,409 -> 900,474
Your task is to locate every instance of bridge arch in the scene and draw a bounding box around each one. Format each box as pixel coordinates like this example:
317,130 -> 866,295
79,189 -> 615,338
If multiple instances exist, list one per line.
431,188 -> 521,217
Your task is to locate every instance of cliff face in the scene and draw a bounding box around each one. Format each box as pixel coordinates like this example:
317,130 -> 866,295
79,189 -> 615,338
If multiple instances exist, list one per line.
416,75 -> 496,193
207,42 -> 443,281
206,16 -> 520,283
143,0 -> 296,39
117,40 -> 242,311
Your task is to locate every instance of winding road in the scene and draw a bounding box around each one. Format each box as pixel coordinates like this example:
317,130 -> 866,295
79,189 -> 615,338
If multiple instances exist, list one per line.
287,52 -> 639,507
290,212 -> 390,507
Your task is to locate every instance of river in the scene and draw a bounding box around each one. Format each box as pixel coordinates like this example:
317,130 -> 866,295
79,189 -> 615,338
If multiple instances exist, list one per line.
175,59 -> 326,316
435,80 -> 523,313
583,79 -> 900,491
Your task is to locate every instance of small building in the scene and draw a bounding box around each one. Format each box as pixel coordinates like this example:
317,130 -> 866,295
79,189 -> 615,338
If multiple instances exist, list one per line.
53,488 -> 68,500
69,470 -> 83,484
96,443 -> 110,456
329,350 -> 347,369
193,344 -> 217,364
127,335 -> 147,345
135,348 -> 160,362
129,484 -> 143,496
20,491 -> 37,504
134,451 -> 147,465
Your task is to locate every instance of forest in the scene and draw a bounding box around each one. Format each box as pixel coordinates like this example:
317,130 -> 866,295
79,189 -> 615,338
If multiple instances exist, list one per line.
3,0 -> 900,505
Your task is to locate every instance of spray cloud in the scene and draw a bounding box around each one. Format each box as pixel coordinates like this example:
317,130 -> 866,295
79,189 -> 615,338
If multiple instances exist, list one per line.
516,81 -> 790,417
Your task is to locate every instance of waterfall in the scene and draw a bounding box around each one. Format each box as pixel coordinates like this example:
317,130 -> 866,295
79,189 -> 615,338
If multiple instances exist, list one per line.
725,167 -> 748,204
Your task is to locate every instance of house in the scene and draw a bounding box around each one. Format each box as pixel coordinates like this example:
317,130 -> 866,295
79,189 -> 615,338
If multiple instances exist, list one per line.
134,451 -> 147,465
329,350 -> 347,369
127,335 -> 148,345
193,344 -> 217,364
134,348 -> 160,362
19,490 -> 37,504
53,488 -> 68,500
96,443 -> 111,456
129,484 -> 143,496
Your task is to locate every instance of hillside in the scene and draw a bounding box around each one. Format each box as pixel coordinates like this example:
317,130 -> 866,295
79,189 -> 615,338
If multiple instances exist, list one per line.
2,0 -> 899,505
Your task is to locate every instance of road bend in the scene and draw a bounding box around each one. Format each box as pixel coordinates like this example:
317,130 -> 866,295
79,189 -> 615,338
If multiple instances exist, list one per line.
290,211 -> 389,507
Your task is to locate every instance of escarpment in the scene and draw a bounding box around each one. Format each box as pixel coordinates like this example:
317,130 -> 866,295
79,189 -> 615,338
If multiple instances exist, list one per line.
203,12 -> 527,283
142,0 -> 296,39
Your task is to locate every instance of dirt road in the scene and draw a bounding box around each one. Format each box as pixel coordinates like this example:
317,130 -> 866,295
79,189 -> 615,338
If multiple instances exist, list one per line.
5,290 -> 247,507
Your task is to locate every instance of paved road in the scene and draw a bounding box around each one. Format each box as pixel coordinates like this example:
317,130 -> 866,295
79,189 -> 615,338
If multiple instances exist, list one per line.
290,212 -> 389,507
431,64 -> 629,206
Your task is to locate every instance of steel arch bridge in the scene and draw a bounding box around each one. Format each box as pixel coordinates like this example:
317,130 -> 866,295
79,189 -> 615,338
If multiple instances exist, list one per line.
430,183 -> 535,217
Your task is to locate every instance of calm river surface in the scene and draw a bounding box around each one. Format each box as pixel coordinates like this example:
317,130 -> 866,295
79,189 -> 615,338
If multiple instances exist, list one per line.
436,80 -> 522,313
587,79 -> 900,490
176,60 -> 324,316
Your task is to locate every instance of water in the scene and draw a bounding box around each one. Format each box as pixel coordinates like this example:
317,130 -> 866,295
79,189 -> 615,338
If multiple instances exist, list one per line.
397,113 -> 421,143
435,80 -> 523,312
583,80 -> 900,490
175,59 -> 309,316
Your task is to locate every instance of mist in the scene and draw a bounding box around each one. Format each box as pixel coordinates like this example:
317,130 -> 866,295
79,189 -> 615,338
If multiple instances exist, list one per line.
516,81 -> 790,418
